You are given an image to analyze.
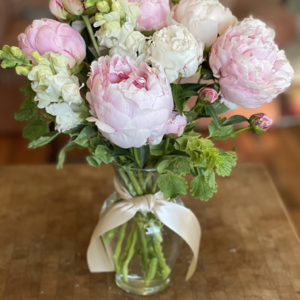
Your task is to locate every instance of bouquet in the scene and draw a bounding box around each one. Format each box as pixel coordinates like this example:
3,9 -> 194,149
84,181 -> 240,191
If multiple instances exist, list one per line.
0,0 -> 294,295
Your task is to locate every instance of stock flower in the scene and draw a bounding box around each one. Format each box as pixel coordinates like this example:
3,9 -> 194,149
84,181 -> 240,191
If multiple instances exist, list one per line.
86,55 -> 174,148
149,25 -> 204,83
198,88 -> 218,104
128,0 -> 170,31
49,0 -> 85,20
249,113 -> 272,134
209,17 -> 294,109
18,19 -> 86,68
168,0 -> 237,46
165,112 -> 187,138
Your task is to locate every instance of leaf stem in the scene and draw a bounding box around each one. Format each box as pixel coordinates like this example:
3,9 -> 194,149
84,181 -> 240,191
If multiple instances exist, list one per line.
231,126 -> 252,136
82,15 -> 100,58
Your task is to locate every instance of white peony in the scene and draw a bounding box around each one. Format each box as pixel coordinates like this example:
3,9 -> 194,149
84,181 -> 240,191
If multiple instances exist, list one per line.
149,25 -> 204,83
168,0 -> 237,47
46,103 -> 82,132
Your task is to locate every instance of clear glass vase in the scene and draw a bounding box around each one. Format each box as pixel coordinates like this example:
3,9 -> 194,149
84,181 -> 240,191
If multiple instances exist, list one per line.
100,164 -> 184,295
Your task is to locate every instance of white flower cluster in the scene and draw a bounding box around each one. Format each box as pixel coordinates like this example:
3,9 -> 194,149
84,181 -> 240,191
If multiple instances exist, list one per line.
28,52 -> 83,132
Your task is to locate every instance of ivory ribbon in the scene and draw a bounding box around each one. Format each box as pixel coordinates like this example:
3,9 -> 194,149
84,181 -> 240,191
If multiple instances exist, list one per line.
87,178 -> 201,280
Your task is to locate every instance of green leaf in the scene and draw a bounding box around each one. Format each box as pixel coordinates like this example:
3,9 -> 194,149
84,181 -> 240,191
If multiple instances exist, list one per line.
86,155 -> 102,167
73,125 -> 97,146
208,120 -> 233,140
135,146 -> 149,168
184,122 -> 198,133
205,106 -> 220,129
65,124 -> 86,136
184,111 -> 197,123
90,137 -> 102,148
222,115 -> 249,126
23,115 -> 49,142
150,141 -> 174,156
190,171 -> 217,201
15,97 -> 38,121
28,131 -> 59,149
180,83 -> 206,92
57,142 -> 83,169
181,90 -> 198,99
158,174 -> 188,199
171,84 -> 185,115
141,29 -> 156,37
95,145 -> 114,163
164,149 -> 191,158
157,157 -> 192,175
215,151 -> 237,177
212,102 -> 230,114
111,147 -> 134,161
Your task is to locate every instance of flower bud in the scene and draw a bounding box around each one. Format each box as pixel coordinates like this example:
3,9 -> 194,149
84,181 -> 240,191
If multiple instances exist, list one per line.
49,0 -> 84,20
111,1 -> 125,19
198,88 -> 218,105
96,1 -> 110,13
10,46 -> 23,59
165,112 -> 187,138
249,113 -> 272,134
95,12 -> 105,21
84,0 -> 98,8
15,65 -> 32,76
31,51 -> 49,65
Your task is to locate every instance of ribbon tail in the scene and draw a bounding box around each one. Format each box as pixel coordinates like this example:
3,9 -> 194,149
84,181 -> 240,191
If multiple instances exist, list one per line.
87,201 -> 136,273
154,201 -> 201,281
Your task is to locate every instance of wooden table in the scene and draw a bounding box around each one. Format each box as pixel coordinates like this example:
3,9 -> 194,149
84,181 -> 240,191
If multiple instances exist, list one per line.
0,164 -> 300,300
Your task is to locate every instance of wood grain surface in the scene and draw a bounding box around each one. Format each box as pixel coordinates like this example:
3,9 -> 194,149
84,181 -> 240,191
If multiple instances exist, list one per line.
0,163 -> 299,300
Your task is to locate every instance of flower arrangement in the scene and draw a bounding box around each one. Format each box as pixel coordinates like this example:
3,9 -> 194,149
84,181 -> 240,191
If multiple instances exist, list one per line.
0,0 -> 294,295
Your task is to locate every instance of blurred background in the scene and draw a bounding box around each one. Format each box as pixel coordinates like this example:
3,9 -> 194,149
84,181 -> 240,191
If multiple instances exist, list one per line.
0,0 -> 300,232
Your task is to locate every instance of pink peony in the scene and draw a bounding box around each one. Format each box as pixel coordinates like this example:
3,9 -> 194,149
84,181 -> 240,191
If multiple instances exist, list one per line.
128,0 -> 170,31
165,112 -> 187,138
209,17 -> 294,109
86,55 -> 174,149
18,19 -> 86,68
49,0 -> 85,20
199,88 -> 219,105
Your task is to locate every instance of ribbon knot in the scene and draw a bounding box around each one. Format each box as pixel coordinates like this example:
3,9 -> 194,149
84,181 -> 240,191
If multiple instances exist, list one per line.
87,177 -> 201,281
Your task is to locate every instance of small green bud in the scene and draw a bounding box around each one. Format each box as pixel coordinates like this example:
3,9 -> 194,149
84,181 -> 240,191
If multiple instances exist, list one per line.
1,60 -> 16,68
96,1 -> 110,13
2,45 -> 11,54
111,1 -> 125,18
15,66 -> 32,76
95,12 -> 105,21
0,50 -> 4,59
31,51 -> 49,65
11,46 -> 23,59
1,61 -> 8,69
84,0 -> 98,8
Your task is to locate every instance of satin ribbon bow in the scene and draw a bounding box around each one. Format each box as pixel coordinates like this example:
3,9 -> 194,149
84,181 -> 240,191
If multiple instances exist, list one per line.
87,177 -> 201,280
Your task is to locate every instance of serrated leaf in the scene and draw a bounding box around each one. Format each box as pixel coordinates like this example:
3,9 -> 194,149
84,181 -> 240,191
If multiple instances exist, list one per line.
95,145 -> 113,163
28,131 -> 59,148
208,120 -> 233,140
222,115 -> 249,126
86,155 -> 102,167
157,157 -> 191,175
23,115 -> 49,142
158,174 -> 187,199
190,172 -> 217,201
90,137 -> 102,148
15,97 -> 38,121
215,151 -> 237,177
73,125 -> 97,146
57,142 -> 83,169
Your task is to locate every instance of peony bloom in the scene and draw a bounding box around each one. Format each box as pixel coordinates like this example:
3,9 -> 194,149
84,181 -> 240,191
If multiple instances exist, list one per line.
168,0 -> 237,47
165,112 -> 187,138
249,113 -> 272,134
86,55 -> 174,148
198,88 -> 218,104
209,17 -> 294,109
128,0 -> 170,31
18,19 -> 86,68
49,0 -> 85,20
149,25 -> 204,83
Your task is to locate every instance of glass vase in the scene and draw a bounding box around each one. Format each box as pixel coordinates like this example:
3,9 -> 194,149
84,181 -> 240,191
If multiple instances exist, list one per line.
100,164 -> 184,295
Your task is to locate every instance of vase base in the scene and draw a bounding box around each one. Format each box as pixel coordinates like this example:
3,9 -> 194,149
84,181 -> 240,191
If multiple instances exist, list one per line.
115,274 -> 170,295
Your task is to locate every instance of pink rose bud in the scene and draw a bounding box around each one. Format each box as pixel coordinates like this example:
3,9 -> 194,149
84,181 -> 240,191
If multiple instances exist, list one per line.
49,0 -> 85,21
165,112 -> 187,138
18,19 -> 86,68
249,113 -> 273,134
128,0 -> 170,31
198,88 -> 219,105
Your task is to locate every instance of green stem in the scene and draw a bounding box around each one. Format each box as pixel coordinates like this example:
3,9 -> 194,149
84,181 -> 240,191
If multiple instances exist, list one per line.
113,222 -> 127,274
127,171 -> 143,196
164,138 -> 170,156
145,257 -> 158,286
231,126 -> 252,136
153,238 -> 171,280
82,15 -> 101,58
119,223 -> 136,264
133,148 -> 140,167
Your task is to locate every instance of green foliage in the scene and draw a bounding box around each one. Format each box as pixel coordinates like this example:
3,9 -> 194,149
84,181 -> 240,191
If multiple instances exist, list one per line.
208,119 -> 233,140
86,155 -> 102,167
134,146 -> 149,168
205,106 -> 220,129
28,131 -> 59,149
215,151 -> 237,177
95,145 -> 114,163
190,169 -> 217,201
73,125 -> 98,146
22,116 -> 50,142
222,115 -> 249,126
212,102 -> 230,114
158,174 -> 188,199
157,157 -> 191,175
150,140 -> 174,156
57,142 -> 83,169
0,45 -> 32,70
15,91 -> 38,121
